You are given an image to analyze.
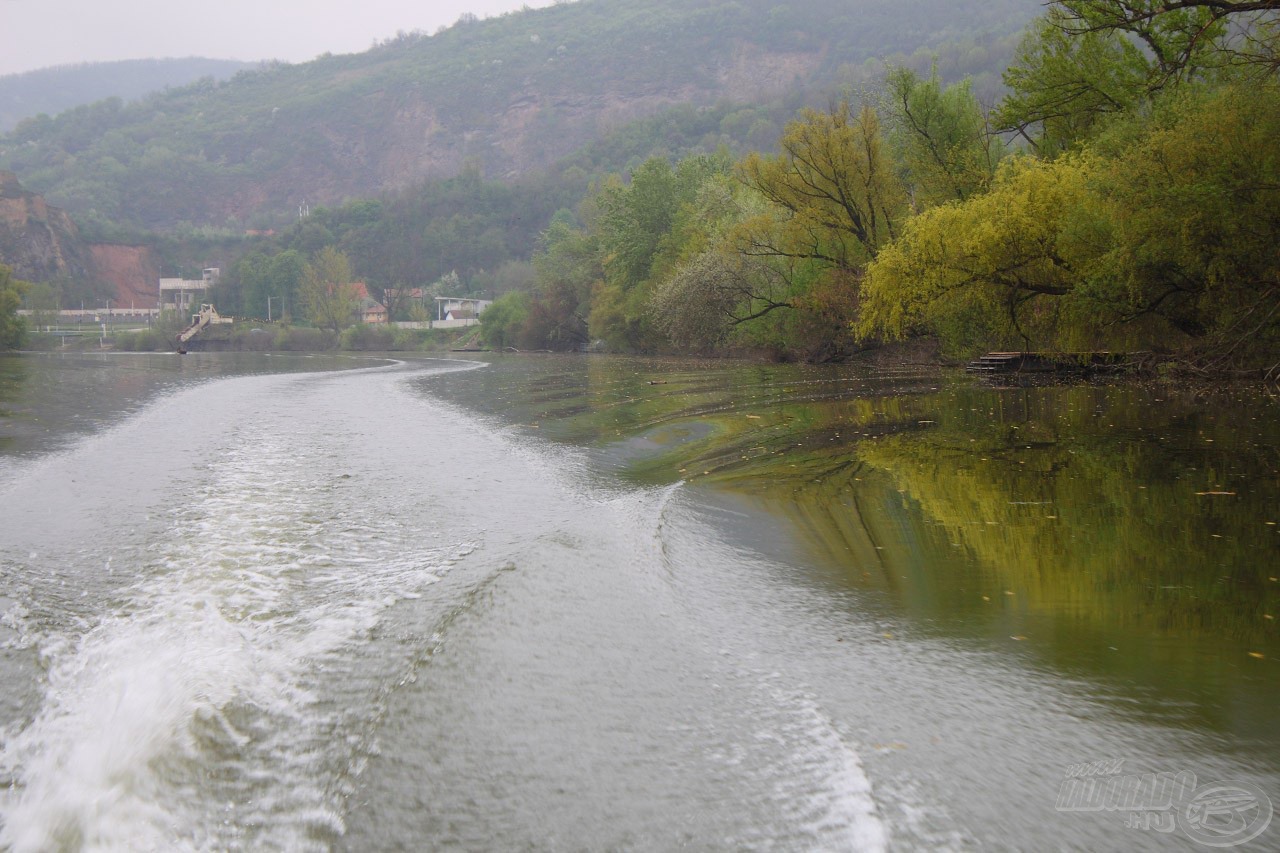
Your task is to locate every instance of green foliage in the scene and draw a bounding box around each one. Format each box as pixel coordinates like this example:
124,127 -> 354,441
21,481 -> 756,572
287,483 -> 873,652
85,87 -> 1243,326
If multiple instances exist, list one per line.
997,2 -> 1278,151
1084,80 -> 1280,364
1051,1 -> 1278,79
584,153 -> 736,350
860,155 -> 1096,355
996,9 -> 1154,152
111,327 -> 166,351
234,248 -> 304,319
340,323 -> 395,351
740,103 -> 906,274
0,264 -> 28,349
597,159 -> 682,291
522,217 -> 600,350
272,326 -> 337,351
883,66 -> 1004,207
863,78 -> 1280,365
855,3 -> 1280,368
300,246 -> 357,332
479,291 -> 531,350
21,281 -> 61,328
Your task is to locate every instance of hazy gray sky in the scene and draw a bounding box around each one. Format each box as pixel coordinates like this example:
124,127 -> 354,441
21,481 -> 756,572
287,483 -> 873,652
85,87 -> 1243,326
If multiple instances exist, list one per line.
0,0 -> 559,76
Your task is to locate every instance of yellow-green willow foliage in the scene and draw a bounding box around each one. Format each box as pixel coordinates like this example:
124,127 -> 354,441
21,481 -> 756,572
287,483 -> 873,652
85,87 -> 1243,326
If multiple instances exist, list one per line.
857,154 -> 1101,356
859,79 -> 1280,363
739,102 -> 907,274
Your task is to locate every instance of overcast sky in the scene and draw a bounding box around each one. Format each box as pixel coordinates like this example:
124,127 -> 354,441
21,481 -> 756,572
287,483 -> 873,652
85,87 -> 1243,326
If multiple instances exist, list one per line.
0,0 -> 560,77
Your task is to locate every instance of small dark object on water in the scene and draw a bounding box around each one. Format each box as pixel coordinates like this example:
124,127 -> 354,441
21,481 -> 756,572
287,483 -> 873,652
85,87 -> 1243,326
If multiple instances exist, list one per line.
648,380 -> 668,385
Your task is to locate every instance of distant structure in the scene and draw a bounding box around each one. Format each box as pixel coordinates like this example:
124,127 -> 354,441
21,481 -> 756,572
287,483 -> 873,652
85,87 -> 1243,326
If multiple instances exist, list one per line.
347,282 -> 388,324
434,296 -> 492,326
160,268 -> 220,313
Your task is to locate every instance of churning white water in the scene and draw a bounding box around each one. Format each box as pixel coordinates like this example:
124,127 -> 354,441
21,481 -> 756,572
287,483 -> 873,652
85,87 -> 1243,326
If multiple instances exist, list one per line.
0,359 -> 888,851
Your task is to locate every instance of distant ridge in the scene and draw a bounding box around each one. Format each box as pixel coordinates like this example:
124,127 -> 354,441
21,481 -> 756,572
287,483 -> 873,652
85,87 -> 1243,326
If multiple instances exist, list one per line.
0,0 -> 1039,231
0,57 -> 252,132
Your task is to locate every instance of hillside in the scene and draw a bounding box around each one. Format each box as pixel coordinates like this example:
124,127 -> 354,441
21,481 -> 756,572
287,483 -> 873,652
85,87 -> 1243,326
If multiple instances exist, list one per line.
0,170 -> 157,308
0,58 -> 252,134
0,0 -> 1039,232
0,170 -> 92,285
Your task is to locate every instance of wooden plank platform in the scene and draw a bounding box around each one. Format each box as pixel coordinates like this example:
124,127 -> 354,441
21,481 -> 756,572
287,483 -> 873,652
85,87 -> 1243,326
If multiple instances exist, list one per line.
965,352 -> 1124,374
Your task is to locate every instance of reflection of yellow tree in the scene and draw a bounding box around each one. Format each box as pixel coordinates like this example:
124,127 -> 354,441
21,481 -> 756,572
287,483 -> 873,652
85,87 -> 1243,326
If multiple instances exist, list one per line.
852,387 -> 1280,646
435,355 -> 1279,720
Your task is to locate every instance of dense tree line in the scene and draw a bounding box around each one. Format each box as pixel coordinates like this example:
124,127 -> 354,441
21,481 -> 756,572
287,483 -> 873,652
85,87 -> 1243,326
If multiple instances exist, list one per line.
482,0 -> 1279,371
207,167 -> 579,325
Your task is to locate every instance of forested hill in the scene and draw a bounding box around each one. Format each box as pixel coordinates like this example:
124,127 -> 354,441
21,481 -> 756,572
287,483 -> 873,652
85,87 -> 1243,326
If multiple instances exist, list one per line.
0,58 -> 252,133
0,0 -> 1038,232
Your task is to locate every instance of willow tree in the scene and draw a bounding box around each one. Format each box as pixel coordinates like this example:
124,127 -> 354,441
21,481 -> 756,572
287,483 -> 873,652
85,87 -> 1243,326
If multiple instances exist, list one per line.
998,1 -> 1280,151
1085,80 -> 1280,366
996,9 -> 1153,152
1053,1 -> 1280,76
858,155 -> 1103,356
883,67 -> 1004,209
301,246 -> 359,332
734,102 -> 906,358
739,102 -> 905,274
651,250 -> 801,351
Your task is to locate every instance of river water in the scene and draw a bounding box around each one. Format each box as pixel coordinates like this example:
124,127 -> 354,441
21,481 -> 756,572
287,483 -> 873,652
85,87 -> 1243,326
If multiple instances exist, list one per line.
0,351 -> 1275,851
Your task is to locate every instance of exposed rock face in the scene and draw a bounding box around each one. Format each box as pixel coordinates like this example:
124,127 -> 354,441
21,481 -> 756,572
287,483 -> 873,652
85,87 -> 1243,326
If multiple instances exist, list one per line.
87,244 -> 161,309
0,170 -> 159,306
0,170 -> 92,284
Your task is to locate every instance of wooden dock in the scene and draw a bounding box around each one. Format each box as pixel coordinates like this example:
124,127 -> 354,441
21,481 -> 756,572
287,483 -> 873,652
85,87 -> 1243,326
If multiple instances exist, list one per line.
965,352 -> 1125,375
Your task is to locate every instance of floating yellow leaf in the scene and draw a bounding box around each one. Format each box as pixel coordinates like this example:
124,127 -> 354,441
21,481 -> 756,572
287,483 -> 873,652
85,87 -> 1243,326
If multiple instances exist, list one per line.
1248,652 -> 1265,660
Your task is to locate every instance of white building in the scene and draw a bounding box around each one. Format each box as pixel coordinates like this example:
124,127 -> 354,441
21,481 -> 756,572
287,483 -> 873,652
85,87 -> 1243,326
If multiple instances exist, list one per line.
434,296 -> 492,324
160,268 -> 220,313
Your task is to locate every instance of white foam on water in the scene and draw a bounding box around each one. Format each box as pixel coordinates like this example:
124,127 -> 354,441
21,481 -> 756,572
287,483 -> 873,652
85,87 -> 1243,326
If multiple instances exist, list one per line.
0,412 -> 473,852
713,675 -> 888,853
775,690 -> 887,852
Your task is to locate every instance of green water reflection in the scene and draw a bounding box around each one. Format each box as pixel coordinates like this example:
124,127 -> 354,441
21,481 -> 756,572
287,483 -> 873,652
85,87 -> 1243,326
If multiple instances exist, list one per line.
436,355 -> 1280,731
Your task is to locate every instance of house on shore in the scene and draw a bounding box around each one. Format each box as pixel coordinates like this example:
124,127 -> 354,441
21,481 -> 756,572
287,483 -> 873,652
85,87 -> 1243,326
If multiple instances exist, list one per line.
434,296 -> 492,327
